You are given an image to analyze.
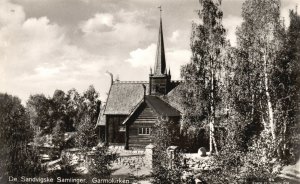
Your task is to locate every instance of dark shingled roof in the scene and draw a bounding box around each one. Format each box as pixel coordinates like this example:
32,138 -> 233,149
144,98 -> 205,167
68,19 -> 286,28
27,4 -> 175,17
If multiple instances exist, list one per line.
104,81 -> 149,115
122,100 -> 144,125
145,95 -> 180,117
163,81 -> 184,113
122,95 -> 180,125
96,107 -> 106,126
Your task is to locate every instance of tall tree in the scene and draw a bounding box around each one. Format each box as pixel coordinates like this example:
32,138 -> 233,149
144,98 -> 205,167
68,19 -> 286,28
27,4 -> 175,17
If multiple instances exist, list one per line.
51,89 -> 67,122
180,0 -> 227,153
272,9 -> 300,162
0,93 -> 40,183
65,88 -> 82,132
236,0 -> 284,142
75,85 -> 100,148
27,94 -> 53,138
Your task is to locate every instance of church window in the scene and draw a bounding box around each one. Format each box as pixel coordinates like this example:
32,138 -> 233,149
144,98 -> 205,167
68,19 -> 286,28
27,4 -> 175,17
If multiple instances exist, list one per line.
138,127 -> 151,135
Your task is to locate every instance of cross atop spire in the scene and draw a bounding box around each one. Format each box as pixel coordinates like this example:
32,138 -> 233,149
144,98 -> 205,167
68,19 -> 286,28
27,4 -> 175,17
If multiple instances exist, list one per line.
153,8 -> 166,76
158,6 -> 162,18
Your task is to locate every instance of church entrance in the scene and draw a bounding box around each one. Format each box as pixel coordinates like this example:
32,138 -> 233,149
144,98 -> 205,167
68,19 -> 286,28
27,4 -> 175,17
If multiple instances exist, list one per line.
108,115 -> 126,144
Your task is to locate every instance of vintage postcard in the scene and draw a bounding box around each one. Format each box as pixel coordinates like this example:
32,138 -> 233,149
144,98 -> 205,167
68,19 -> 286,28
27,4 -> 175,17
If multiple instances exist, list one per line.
0,0 -> 299,183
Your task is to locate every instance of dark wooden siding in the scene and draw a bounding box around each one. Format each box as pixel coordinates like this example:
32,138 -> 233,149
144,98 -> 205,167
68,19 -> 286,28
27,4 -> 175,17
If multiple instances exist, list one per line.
107,115 -> 127,143
128,104 -> 157,148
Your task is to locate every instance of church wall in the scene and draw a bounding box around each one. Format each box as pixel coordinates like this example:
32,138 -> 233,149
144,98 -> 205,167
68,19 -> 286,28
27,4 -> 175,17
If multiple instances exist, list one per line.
128,104 -> 157,148
107,115 -> 127,144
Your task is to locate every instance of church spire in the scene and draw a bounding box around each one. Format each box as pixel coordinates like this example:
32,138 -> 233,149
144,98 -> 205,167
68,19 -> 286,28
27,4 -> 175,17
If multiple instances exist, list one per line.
153,7 -> 166,76
149,7 -> 171,96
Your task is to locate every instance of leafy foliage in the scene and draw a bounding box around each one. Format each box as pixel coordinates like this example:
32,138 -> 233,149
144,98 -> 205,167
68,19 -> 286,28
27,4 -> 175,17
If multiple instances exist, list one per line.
240,131 -> 281,182
272,10 -> 300,163
0,93 -> 41,183
26,94 -> 52,134
52,120 -> 66,149
179,0 -> 299,183
180,0 -> 228,153
74,85 -> 100,149
151,116 -> 184,184
27,85 -> 101,149
25,85 -> 113,178
89,146 -> 117,177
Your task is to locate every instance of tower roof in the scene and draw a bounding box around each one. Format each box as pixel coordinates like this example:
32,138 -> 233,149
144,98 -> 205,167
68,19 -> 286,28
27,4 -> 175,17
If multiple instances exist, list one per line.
154,17 -> 166,76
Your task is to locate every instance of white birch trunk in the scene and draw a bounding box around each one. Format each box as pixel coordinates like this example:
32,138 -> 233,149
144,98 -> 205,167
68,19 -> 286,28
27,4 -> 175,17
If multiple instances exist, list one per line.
209,117 -> 213,153
209,59 -> 218,154
263,53 -> 275,140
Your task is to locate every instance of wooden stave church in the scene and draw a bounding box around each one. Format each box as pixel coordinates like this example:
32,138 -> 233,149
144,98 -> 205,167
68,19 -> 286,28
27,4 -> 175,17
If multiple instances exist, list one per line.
96,17 -> 183,149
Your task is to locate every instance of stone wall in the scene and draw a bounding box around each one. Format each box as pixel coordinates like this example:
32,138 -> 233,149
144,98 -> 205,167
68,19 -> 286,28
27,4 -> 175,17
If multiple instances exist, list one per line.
144,144 -> 155,169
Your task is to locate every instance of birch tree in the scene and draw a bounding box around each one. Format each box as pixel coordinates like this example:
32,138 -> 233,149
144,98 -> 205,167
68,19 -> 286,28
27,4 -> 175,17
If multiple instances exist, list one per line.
180,0 -> 227,153
272,9 -> 300,161
236,0 -> 284,141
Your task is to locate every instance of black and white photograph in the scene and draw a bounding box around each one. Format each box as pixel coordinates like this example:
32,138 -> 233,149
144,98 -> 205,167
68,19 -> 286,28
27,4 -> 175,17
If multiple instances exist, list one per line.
0,0 -> 299,183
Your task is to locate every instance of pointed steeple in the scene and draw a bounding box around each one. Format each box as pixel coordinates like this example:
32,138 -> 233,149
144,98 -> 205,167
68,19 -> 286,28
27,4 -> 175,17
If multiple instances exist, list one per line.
149,7 -> 171,96
153,13 -> 166,76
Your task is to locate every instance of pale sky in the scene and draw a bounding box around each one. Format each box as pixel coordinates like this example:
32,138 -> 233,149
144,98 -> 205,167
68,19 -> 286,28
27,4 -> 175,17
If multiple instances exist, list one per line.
0,0 -> 298,104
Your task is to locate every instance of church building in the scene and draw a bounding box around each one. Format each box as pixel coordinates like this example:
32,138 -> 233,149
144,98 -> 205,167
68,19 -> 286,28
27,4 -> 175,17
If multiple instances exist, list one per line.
96,16 -> 183,149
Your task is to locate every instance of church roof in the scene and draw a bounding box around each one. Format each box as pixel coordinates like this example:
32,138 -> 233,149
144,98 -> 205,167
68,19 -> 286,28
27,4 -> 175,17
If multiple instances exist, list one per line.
96,106 -> 106,126
103,80 -> 183,116
161,81 -> 185,113
121,95 -> 180,125
104,81 -> 149,115
145,96 -> 180,117
154,18 -> 166,76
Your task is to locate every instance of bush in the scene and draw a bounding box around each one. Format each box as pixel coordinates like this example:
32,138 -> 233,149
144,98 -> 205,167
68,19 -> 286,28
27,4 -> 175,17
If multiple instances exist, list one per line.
88,145 -> 117,177
240,131 -> 282,182
151,117 -> 185,184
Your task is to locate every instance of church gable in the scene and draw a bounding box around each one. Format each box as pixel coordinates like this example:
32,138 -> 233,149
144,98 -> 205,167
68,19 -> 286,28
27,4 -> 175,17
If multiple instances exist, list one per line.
124,99 -> 180,148
145,96 -> 180,117
126,103 -> 157,148
126,102 -> 158,126
122,95 -> 180,126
